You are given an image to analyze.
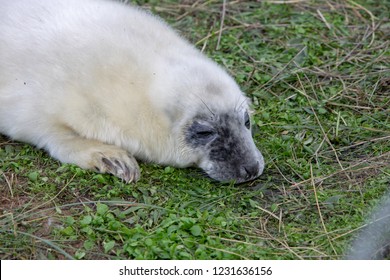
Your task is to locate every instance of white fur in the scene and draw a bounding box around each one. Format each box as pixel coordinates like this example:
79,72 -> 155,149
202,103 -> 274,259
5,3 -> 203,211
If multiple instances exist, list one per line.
0,0 -> 257,182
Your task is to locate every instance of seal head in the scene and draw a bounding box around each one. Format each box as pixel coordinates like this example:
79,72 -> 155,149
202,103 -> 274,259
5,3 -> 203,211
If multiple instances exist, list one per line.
185,108 -> 264,183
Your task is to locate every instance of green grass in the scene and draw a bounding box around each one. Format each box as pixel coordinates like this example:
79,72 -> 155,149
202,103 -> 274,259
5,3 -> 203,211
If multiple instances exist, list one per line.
1,0 -> 389,260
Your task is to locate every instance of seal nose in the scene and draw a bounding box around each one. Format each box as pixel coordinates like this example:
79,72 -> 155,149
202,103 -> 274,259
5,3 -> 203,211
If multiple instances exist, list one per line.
241,161 -> 260,180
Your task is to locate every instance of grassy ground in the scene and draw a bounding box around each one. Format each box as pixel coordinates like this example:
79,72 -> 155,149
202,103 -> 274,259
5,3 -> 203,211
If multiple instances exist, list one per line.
1,0 -> 389,260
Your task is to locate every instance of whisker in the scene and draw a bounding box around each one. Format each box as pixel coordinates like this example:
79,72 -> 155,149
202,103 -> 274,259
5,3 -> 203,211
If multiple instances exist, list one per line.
194,94 -> 215,117
234,96 -> 248,113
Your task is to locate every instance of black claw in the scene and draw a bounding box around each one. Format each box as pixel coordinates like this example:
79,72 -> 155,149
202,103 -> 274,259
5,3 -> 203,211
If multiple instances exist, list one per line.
114,159 -> 122,168
102,157 -> 115,170
100,155 -> 139,183
123,166 -> 131,182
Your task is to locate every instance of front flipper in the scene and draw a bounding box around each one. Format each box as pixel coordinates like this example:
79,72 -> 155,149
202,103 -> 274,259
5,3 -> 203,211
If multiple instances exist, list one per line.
40,125 -> 140,183
95,151 -> 140,183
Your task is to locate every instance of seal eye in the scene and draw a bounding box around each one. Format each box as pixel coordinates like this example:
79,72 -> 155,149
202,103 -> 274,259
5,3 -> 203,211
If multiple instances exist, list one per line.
196,130 -> 214,138
194,125 -> 215,140
244,111 -> 250,129
187,121 -> 216,145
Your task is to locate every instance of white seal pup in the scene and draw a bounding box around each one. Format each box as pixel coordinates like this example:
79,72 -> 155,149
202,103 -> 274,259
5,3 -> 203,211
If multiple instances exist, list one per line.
0,0 -> 264,183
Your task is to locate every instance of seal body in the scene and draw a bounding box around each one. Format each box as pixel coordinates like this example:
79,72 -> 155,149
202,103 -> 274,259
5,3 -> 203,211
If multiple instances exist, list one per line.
0,0 -> 264,183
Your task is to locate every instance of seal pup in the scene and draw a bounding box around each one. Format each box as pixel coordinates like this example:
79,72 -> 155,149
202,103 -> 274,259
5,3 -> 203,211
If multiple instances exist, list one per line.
346,192 -> 390,259
0,0 -> 265,183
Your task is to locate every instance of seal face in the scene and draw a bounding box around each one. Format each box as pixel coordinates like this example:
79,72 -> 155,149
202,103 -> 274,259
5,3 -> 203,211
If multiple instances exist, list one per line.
0,0 -> 265,184
186,110 -> 264,183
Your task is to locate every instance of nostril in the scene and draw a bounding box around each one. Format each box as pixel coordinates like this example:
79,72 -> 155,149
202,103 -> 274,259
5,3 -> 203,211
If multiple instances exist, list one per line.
242,161 -> 260,179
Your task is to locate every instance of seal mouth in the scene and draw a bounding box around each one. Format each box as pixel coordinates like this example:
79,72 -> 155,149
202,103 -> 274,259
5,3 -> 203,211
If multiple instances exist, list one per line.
201,159 -> 265,184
